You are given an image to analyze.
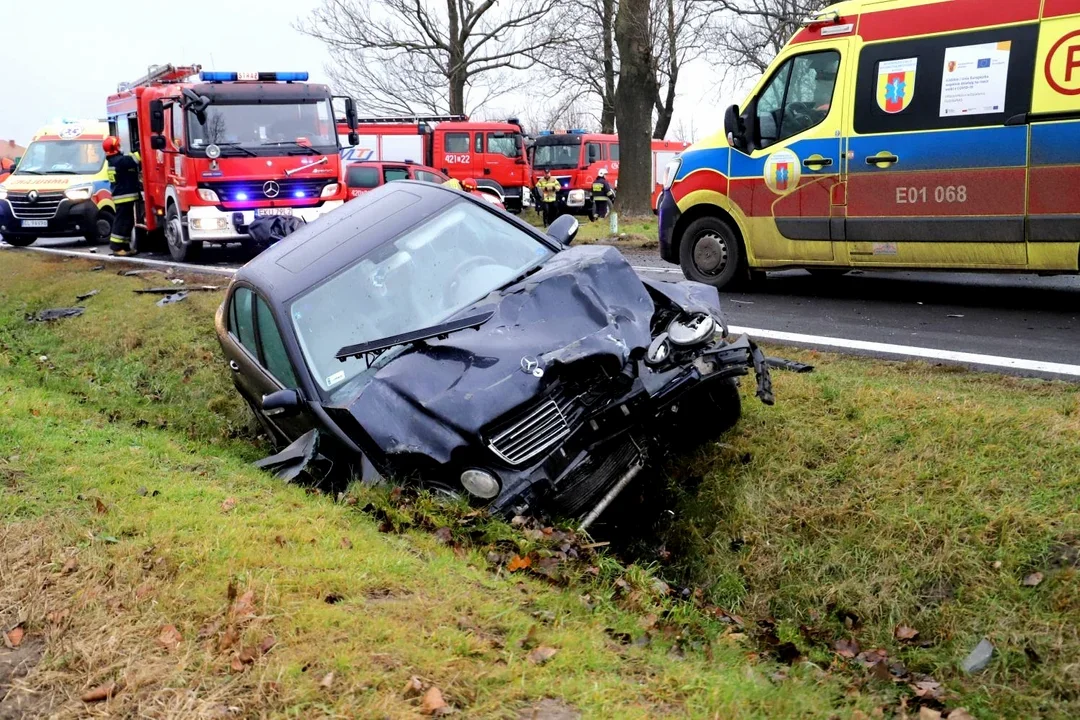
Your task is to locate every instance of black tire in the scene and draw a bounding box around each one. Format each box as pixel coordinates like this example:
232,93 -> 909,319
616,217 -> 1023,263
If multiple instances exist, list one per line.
2,234 -> 37,247
86,210 -> 113,244
679,216 -> 744,290
164,204 -> 202,262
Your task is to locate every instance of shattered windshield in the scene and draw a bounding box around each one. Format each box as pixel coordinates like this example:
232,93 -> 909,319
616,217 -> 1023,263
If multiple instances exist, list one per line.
290,201 -> 555,397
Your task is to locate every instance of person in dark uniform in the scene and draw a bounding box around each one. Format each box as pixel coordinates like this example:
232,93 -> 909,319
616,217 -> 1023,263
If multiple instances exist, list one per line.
590,167 -> 614,220
102,136 -> 141,256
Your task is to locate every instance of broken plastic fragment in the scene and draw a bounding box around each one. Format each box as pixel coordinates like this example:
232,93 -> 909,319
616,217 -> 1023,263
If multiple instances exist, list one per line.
156,292 -> 188,307
253,429 -> 327,482
26,307 -> 85,322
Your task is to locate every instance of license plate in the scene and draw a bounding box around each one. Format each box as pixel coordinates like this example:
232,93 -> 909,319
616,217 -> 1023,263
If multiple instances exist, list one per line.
256,208 -> 293,217
21,220 -> 48,228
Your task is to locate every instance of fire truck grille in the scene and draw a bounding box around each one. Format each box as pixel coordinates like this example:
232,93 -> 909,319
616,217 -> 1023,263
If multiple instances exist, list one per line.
8,191 -> 64,220
201,179 -> 330,203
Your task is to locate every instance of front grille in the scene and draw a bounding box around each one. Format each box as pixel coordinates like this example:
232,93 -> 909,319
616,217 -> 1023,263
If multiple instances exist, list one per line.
200,178 -> 329,203
488,388 -> 575,466
8,191 -> 63,220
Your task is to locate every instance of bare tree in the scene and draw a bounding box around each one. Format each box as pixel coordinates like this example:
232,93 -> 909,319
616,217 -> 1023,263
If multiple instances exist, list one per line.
615,0 -> 659,215
298,0 -> 566,116
707,0 -> 831,81
649,0 -> 714,139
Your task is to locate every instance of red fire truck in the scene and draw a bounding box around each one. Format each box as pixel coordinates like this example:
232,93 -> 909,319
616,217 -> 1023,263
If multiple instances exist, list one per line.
335,115 -> 531,213
529,130 -> 690,216
107,64 -> 358,261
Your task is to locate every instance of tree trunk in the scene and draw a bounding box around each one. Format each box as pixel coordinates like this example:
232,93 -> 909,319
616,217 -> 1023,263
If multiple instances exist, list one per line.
600,0 -> 617,134
615,0 -> 658,215
447,0 -> 466,115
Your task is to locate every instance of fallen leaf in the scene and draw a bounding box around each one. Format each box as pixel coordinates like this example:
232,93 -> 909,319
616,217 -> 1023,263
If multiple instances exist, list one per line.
912,680 -> 944,700
919,708 -> 943,720
834,638 -> 860,658
135,582 -> 154,600
46,608 -> 70,624
81,682 -> 118,703
227,580 -> 238,603
6,626 -> 24,648
895,625 -> 920,641
319,671 -> 335,689
238,646 -> 258,664
947,709 -> 976,720
340,537 -> 352,549
403,675 -> 424,698
527,646 -> 558,664
231,590 -> 256,619
1022,572 -> 1044,587
421,686 -> 448,715
259,635 -> 277,654
639,613 -> 658,630
94,498 -> 108,514
157,624 -> 183,652
221,497 -> 238,512
62,557 -> 79,574
274,535 -> 286,547
218,626 -> 240,653
507,554 -> 532,572
230,656 -> 246,673
433,527 -> 453,544
870,660 -> 891,681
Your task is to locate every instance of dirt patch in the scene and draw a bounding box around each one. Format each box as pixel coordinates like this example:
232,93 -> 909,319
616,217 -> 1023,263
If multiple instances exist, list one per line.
0,638 -> 46,720
517,698 -> 581,720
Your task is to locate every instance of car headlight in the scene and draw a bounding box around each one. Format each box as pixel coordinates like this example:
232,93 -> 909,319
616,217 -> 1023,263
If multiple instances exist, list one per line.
64,185 -> 93,201
320,183 -> 340,198
667,313 -> 716,346
197,188 -> 220,202
460,469 -> 500,499
0,186 -> 7,200
663,158 -> 682,189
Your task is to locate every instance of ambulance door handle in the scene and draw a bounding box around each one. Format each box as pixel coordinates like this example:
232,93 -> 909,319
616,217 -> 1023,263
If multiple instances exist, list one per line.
803,158 -> 833,169
865,154 -> 899,166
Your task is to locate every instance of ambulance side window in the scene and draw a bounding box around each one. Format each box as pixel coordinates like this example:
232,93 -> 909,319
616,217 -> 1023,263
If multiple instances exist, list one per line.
755,50 -> 839,149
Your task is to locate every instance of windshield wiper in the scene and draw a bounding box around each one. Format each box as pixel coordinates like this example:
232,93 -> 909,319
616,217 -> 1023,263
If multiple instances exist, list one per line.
263,141 -> 319,156
44,170 -> 79,175
210,143 -> 257,158
14,169 -> 43,175
334,311 -> 495,365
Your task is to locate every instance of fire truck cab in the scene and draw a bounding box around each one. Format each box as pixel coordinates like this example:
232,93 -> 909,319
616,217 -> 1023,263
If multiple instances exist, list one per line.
530,130 -> 690,216
107,64 -> 358,261
336,115 -> 530,213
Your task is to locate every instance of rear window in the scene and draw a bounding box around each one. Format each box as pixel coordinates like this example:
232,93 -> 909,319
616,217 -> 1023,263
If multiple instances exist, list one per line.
384,167 -> 410,182
346,166 -> 380,189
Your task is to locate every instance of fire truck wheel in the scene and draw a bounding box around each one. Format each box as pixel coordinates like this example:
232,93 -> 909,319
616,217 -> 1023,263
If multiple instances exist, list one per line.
165,205 -> 202,262
679,216 -> 743,290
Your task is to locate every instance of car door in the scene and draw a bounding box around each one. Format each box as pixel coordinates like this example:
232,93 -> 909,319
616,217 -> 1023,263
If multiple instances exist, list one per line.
222,285 -> 314,444
844,24 -> 1038,266
731,42 -> 850,263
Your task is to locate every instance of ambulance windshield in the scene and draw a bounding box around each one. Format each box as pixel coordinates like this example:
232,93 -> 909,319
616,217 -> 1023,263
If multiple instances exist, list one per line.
188,100 -> 337,153
15,140 -> 105,176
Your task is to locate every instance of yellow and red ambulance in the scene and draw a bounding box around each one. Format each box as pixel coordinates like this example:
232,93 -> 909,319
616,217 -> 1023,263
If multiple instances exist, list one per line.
658,0 -> 1080,288
0,120 -> 114,247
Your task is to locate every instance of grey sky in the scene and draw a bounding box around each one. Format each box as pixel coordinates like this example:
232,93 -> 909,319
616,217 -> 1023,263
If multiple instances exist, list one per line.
0,0 -> 748,146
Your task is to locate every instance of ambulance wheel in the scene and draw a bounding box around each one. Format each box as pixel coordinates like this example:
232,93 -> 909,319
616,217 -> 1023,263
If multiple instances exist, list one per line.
86,211 -> 113,244
680,216 -> 743,290
2,234 -> 37,247
165,205 -> 201,262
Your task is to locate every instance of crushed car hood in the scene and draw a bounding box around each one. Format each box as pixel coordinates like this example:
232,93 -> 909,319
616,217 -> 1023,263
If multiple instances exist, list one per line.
343,244 -> 724,463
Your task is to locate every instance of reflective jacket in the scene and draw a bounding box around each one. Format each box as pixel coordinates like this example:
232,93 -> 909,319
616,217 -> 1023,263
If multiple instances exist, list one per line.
536,176 -> 560,203
591,177 -> 613,201
106,152 -> 141,204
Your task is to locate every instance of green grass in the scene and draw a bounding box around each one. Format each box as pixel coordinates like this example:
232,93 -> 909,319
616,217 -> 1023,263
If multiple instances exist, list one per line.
522,209 -> 658,249
1,252 -> 1077,718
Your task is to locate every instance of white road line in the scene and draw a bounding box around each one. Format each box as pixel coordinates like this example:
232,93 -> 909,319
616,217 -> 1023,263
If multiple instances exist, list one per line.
730,325 -> 1080,378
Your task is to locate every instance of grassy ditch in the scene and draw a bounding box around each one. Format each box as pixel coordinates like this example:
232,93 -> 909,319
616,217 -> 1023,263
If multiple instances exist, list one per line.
1,251 -> 1077,719
522,209 -> 658,249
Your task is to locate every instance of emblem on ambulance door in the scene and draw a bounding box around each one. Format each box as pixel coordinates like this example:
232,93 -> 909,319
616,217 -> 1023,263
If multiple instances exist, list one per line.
877,57 -> 918,114
763,149 -> 801,196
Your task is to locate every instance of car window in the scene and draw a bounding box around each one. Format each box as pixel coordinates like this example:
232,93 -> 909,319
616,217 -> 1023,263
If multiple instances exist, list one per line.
413,169 -> 446,183
445,133 -> 470,153
383,167 -> 409,183
608,144 -> 619,161
486,133 -> 517,157
754,50 -> 839,148
255,296 -> 298,387
586,142 -> 602,163
346,165 -> 380,189
229,287 -> 258,356
474,134 -> 483,153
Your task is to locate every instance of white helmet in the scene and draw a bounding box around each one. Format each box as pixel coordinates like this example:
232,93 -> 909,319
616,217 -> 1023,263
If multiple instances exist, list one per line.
597,168 -> 607,177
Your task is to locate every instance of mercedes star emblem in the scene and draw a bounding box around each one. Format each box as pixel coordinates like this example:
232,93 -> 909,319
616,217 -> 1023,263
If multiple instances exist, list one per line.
27,190 -> 39,203
262,181 -> 281,199
520,356 -> 543,378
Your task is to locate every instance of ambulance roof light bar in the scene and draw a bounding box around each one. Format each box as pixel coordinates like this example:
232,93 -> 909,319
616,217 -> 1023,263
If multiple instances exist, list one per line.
805,10 -> 841,29
118,64 -> 202,92
199,71 -> 310,83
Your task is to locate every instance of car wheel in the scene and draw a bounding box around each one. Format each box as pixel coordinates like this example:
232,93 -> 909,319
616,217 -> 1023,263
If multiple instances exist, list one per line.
679,216 -> 744,290
1,234 -> 37,247
165,205 -> 202,262
87,211 -> 113,244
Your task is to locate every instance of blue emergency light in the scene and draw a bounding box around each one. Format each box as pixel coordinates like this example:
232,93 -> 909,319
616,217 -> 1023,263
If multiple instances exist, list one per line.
569,129 -> 587,134
538,130 -> 554,136
199,71 -> 309,83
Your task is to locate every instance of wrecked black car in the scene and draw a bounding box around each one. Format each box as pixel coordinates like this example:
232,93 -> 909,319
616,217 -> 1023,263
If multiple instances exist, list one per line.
215,180 -> 773,525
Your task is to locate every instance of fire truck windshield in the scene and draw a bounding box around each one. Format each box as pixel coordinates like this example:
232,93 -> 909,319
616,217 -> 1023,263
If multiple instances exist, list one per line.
532,137 -> 581,170
188,100 -> 336,154
15,140 -> 105,175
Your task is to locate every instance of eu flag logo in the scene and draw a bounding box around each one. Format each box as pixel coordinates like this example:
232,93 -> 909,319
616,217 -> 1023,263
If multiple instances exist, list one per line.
977,58 -> 991,68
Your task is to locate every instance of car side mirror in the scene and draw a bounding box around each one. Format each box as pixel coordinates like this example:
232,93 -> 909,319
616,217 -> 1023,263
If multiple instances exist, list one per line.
724,104 -> 747,152
348,132 -> 359,147
262,388 -> 302,416
148,100 -> 166,134
150,135 -> 166,151
548,214 -> 579,247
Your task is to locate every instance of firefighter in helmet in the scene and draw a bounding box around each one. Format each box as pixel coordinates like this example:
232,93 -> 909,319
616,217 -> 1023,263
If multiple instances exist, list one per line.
535,169 -> 560,227
590,168 -> 615,221
102,136 -> 142,256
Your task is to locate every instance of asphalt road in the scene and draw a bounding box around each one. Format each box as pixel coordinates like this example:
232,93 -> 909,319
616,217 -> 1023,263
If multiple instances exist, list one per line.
7,235 -> 1080,377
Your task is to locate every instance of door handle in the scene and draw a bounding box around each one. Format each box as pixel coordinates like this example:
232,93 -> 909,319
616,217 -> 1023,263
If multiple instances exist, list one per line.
229,360 -> 240,372
803,157 -> 833,169
865,154 -> 899,166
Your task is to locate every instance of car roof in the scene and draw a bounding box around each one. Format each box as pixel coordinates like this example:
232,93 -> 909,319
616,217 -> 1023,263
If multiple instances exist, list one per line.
233,181 -> 518,302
